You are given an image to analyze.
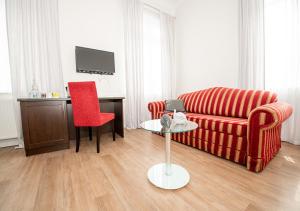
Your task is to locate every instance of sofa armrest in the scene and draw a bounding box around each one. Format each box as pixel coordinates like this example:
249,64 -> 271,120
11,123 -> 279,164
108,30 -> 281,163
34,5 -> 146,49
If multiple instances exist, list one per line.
247,102 -> 293,172
248,102 -> 293,131
148,101 -> 165,119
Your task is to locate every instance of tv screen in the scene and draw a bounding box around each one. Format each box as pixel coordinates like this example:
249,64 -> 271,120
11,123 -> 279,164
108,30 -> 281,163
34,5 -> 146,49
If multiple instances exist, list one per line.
75,46 -> 115,75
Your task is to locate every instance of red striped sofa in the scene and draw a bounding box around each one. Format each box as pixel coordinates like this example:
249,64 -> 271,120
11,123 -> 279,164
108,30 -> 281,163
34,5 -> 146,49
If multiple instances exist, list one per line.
148,87 -> 293,172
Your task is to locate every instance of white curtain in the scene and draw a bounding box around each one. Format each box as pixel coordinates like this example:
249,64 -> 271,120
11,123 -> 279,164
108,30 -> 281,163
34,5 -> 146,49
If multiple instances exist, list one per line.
142,7 -> 176,121
264,0 -> 300,145
239,0 -> 265,89
124,0 -> 144,129
0,0 -> 11,93
124,1 -> 176,128
240,0 -> 300,145
6,0 -> 64,146
160,11 -> 176,100
143,6 -> 162,122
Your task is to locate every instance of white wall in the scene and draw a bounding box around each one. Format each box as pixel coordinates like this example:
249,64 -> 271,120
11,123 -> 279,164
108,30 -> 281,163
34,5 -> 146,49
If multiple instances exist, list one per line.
58,0 -> 240,97
175,0 -> 239,95
58,0 -> 126,97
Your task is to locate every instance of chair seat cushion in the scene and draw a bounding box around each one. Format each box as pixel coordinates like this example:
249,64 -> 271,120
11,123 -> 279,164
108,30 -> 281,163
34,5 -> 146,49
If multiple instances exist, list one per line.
74,112 -> 115,127
99,113 -> 115,125
157,112 -> 248,137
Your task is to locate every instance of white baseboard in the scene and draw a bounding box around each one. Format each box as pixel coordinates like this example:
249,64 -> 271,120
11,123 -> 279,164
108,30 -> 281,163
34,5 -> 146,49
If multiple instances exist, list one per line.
0,138 -> 19,148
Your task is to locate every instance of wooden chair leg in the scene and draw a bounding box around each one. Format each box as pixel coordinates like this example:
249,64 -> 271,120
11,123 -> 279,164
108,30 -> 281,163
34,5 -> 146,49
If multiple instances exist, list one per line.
75,127 -> 80,152
96,126 -> 100,153
112,120 -> 115,141
88,127 -> 92,141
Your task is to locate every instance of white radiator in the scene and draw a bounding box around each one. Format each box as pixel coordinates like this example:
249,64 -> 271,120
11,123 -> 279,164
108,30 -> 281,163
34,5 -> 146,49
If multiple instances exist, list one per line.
0,94 -> 18,147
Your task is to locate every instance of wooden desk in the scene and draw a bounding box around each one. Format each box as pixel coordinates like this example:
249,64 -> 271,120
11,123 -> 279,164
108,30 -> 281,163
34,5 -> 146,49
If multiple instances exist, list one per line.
18,97 -> 125,156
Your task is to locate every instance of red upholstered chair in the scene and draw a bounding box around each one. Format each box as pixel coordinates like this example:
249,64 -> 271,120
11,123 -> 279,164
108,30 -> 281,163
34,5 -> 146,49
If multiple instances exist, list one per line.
68,81 -> 115,153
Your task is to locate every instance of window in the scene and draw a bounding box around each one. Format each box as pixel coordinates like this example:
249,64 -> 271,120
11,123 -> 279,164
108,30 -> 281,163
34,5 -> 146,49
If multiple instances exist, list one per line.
143,6 -> 162,101
0,0 -> 12,93
265,0 -> 300,91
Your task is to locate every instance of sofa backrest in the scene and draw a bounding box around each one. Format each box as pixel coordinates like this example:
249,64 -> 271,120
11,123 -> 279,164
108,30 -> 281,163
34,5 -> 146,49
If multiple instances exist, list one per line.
178,87 -> 278,118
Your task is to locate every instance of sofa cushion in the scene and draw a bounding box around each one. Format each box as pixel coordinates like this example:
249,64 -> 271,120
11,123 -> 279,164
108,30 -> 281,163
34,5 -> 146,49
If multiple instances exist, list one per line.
178,87 -> 277,118
156,112 -> 248,137
187,113 -> 248,137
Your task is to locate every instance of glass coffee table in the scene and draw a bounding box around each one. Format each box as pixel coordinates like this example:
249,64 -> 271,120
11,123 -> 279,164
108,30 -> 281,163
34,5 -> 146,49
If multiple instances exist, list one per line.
140,119 -> 198,189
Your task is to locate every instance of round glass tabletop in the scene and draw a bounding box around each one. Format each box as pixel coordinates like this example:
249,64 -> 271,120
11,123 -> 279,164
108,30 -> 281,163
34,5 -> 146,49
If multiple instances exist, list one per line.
140,119 -> 198,134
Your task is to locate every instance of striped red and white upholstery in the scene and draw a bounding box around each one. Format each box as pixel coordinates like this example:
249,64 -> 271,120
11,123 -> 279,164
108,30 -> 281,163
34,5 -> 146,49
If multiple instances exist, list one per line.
148,87 -> 293,173
156,112 -> 248,136
148,101 -> 165,119
178,87 -> 278,118
247,102 -> 293,172
171,131 -> 247,165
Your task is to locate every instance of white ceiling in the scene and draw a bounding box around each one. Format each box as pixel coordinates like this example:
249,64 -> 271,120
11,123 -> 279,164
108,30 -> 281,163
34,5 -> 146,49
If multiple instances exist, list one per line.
142,0 -> 184,15
158,0 -> 184,9
161,0 -> 182,6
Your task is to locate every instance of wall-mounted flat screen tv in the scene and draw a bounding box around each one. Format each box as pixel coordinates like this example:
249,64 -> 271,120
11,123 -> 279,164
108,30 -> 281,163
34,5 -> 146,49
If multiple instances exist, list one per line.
75,46 -> 115,75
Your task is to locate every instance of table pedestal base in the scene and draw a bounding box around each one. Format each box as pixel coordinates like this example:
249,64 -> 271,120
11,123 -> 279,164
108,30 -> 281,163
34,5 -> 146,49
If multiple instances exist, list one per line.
147,163 -> 190,189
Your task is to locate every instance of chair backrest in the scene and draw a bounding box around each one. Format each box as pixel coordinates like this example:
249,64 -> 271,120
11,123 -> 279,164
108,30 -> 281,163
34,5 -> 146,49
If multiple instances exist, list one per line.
178,87 -> 278,118
68,81 -> 100,126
